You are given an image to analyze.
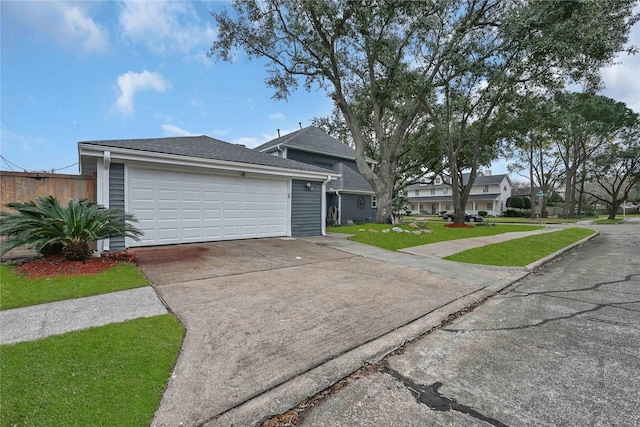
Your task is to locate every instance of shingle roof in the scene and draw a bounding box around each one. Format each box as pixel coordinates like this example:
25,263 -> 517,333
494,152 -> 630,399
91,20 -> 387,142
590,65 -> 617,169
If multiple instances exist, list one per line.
407,193 -> 501,202
255,126 -> 376,163
405,173 -> 509,190
326,163 -> 374,193
79,135 -> 334,174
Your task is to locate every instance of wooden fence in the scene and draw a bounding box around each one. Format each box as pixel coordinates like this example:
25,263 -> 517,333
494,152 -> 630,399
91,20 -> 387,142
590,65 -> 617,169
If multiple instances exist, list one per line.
0,171 -> 96,212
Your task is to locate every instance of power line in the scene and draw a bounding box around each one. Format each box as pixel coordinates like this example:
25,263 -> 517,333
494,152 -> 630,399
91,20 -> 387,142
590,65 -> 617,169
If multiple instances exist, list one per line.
0,155 -> 78,173
1,116 -> 15,133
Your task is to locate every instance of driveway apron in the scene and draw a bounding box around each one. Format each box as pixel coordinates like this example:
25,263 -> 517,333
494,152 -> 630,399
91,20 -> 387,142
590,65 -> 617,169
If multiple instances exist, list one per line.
135,238 -> 525,427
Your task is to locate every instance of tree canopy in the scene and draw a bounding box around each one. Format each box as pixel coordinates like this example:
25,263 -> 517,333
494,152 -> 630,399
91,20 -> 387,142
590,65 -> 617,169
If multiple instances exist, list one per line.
210,0 -> 638,223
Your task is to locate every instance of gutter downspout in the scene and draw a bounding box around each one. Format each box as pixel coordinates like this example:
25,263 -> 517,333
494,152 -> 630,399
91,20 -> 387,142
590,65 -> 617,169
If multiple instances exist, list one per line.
321,175 -> 333,236
99,151 -> 111,253
336,190 -> 342,226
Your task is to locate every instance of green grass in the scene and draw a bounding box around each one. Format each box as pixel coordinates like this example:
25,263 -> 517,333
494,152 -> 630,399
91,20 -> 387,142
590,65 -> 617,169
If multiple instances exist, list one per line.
482,216 -> 582,224
0,263 -> 150,310
444,228 -> 595,266
593,218 -> 624,224
0,315 -> 185,426
329,222 -> 544,251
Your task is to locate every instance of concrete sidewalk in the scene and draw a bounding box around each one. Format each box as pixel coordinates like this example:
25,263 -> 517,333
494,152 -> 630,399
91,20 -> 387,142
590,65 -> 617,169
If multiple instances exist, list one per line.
0,286 -> 167,345
398,227 -> 560,258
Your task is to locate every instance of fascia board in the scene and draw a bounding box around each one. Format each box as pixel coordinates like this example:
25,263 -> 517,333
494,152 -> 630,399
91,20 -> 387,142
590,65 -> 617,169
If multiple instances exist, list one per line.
78,144 -> 338,181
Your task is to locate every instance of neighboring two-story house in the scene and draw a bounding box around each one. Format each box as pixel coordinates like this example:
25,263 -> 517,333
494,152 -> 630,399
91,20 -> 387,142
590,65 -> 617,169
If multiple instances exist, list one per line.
405,171 -> 512,216
255,126 -> 377,224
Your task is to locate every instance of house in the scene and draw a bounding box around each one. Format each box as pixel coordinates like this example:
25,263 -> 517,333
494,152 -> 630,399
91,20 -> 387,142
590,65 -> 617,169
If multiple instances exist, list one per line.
255,126 -> 377,224
405,171 -> 512,216
78,135 -> 338,251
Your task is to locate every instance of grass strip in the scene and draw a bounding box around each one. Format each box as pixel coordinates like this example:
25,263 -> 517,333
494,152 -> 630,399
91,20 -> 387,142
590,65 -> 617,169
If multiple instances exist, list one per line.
0,263 -> 150,310
329,222 -> 544,251
593,218 -> 624,224
0,314 -> 185,426
444,228 -> 595,266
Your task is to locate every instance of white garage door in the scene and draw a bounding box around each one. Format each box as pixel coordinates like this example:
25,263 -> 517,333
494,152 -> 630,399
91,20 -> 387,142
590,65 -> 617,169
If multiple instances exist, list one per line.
127,167 -> 288,247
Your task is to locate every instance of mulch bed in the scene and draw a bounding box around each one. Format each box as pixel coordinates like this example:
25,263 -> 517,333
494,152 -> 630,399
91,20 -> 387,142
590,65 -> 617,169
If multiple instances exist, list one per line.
15,251 -> 136,279
444,223 -> 475,228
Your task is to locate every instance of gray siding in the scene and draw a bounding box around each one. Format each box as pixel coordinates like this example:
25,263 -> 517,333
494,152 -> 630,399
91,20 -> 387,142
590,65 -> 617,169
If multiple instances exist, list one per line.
341,194 -> 376,224
108,163 -> 126,251
287,149 -> 358,172
291,179 -> 322,237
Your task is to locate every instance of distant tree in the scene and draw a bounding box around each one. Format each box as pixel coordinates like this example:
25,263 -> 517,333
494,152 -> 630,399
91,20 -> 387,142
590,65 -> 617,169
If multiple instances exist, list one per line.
504,95 -> 564,218
550,93 -> 638,218
583,119 -> 640,219
506,196 -> 531,210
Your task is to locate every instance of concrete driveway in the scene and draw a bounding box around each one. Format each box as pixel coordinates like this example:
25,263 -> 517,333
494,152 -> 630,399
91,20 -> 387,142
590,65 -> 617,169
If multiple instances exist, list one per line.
133,238 -> 504,427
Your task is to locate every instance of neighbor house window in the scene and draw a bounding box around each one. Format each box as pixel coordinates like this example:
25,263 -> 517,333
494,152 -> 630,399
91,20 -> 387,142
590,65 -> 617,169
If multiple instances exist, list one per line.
435,177 -> 441,184
430,188 -> 435,195
445,203 -> 451,210
487,201 -> 494,210
443,187 -> 448,195
414,190 -> 419,196
483,185 -> 489,193
371,196 -> 377,208
504,185 -> 507,191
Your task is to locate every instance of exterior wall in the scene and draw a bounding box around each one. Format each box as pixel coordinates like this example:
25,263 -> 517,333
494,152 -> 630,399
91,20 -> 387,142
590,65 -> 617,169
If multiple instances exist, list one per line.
341,193 -> 376,223
0,171 -> 96,213
108,163 -> 126,251
407,176 -> 512,216
291,179 -> 323,237
287,149 -> 358,172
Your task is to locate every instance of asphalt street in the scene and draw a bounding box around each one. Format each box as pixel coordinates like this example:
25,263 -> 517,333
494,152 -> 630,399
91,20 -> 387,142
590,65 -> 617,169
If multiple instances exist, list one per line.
299,220 -> 640,426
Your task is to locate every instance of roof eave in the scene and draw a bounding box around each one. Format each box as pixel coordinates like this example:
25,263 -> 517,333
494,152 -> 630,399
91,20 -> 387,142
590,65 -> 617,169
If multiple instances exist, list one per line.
78,144 -> 338,180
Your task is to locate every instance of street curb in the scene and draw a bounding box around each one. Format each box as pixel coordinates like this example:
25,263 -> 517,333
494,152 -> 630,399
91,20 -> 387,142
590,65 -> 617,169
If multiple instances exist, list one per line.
524,230 -> 600,272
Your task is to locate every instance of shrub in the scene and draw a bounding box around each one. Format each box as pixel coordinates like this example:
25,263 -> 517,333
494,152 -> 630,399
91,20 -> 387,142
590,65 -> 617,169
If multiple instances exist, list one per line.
0,196 -> 143,261
478,211 -> 488,217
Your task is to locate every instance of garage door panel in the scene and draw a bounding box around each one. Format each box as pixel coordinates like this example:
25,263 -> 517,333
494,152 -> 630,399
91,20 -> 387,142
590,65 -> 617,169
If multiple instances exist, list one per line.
128,168 -> 288,246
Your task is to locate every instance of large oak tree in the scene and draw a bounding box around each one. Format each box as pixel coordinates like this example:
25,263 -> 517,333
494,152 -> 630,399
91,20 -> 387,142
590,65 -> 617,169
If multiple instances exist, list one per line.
210,0 -> 637,223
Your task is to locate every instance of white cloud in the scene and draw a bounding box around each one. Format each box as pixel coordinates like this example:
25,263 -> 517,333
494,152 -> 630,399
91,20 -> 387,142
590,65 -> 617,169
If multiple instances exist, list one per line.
118,0 -> 216,59
115,70 -> 170,115
161,124 -> 195,137
268,112 -> 286,120
1,1 -> 108,54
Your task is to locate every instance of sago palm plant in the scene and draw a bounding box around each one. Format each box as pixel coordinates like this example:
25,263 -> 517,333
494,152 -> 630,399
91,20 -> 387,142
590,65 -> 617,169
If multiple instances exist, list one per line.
0,196 -> 143,261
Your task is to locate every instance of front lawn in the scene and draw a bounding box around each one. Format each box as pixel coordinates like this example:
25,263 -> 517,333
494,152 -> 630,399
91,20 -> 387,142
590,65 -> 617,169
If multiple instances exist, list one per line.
0,263 -> 150,310
593,218 -> 625,224
444,228 -> 595,266
0,315 -> 185,426
329,222 -> 544,251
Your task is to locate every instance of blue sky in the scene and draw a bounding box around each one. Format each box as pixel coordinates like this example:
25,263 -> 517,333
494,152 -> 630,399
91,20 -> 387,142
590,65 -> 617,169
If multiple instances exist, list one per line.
1,1 -> 639,178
